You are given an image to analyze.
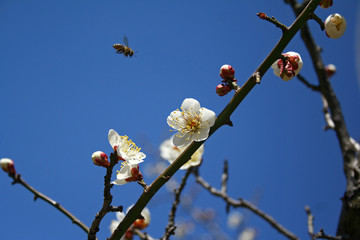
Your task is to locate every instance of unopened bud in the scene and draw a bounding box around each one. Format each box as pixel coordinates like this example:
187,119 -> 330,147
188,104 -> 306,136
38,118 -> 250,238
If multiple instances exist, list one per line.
325,64 -> 336,78
325,13 -> 347,39
92,151 -> 110,167
216,84 -> 232,96
220,64 -> 235,80
271,51 -> 303,81
319,0 -> 333,9
0,158 -> 16,175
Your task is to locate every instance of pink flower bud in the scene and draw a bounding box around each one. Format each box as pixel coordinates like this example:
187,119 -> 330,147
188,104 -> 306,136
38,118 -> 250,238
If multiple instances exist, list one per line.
325,64 -> 336,78
0,158 -> 16,175
325,13 -> 347,39
220,64 -> 235,80
319,0 -> 333,9
216,84 -> 232,96
271,52 -> 303,81
92,151 -> 110,167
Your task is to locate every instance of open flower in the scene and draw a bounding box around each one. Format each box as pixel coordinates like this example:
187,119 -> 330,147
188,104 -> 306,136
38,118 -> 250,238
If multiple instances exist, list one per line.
160,136 -> 204,169
0,158 -> 16,175
167,98 -> 216,147
271,51 -> 303,81
112,162 -> 143,185
325,13 -> 347,39
108,129 -> 146,164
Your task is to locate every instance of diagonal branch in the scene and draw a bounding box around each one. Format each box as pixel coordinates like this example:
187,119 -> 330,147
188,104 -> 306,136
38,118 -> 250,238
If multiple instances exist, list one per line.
9,173 -> 90,235
108,1 -> 321,239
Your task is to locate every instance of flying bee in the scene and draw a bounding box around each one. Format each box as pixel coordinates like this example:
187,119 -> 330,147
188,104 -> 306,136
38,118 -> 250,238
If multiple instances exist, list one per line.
113,36 -> 135,57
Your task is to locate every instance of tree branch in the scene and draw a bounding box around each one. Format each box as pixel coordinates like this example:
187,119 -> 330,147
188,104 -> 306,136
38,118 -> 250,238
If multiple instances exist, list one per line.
162,167 -> 193,240
194,170 -> 298,240
88,152 -> 119,240
286,1 -> 360,238
10,173 -> 90,235
108,1 -> 321,239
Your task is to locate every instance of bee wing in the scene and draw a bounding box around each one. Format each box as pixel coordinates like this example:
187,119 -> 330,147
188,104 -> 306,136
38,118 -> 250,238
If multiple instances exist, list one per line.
123,36 -> 129,47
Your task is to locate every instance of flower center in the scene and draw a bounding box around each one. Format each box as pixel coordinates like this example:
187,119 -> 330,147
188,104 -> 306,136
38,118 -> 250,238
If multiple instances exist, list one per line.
120,135 -> 141,156
331,15 -> 343,30
182,108 -> 201,134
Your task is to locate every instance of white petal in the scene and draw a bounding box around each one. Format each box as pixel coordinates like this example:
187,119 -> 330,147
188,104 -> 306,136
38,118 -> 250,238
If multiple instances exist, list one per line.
193,128 -> 210,142
181,98 -> 200,114
173,132 -> 193,147
116,211 -> 125,221
108,129 -> 120,150
112,179 -> 128,185
199,108 -> 216,127
167,110 -> 185,130
127,158 -> 144,165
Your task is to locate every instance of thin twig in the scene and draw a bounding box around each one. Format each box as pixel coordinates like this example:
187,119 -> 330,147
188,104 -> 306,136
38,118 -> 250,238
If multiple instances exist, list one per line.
132,228 -> 155,240
308,13 -> 325,31
315,229 -> 344,240
296,74 -> 321,91
10,174 -> 90,235
257,12 -> 289,33
305,206 -> 316,240
162,167 -> 193,240
321,94 -> 335,131
88,152 -> 119,240
194,171 -> 299,240
220,159 -> 228,194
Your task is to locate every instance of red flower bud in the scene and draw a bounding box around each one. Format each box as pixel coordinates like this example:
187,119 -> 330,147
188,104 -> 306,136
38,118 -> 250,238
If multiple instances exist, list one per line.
92,151 -> 110,167
220,64 -> 235,80
216,84 -> 232,96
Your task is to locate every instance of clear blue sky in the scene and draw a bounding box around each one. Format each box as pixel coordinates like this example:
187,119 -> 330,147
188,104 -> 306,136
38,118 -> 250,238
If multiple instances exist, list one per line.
1,1 -> 359,240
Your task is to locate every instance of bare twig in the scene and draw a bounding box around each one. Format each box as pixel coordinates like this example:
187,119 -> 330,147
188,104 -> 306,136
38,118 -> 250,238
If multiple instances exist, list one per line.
162,167 -> 193,240
220,159 -> 229,194
88,152 -> 119,240
257,12 -> 289,33
194,170 -> 299,240
297,74 -> 321,91
9,173 -> 90,235
308,13 -> 325,31
133,228 -> 155,240
315,229 -> 344,240
321,94 -> 335,131
305,206 -> 316,240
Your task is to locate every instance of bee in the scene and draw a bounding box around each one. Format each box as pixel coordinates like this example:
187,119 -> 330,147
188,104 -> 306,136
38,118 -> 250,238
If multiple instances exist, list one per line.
113,36 -> 135,57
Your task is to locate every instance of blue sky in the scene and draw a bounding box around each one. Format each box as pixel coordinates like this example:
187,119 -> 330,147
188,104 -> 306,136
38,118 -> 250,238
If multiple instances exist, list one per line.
1,1 -> 359,240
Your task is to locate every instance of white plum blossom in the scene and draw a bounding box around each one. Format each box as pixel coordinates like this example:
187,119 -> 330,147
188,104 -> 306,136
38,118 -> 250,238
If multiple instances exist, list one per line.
108,129 -> 146,164
325,13 -> 347,39
167,98 -> 216,147
112,162 -> 143,185
160,136 -> 204,169
271,51 -> 303,81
